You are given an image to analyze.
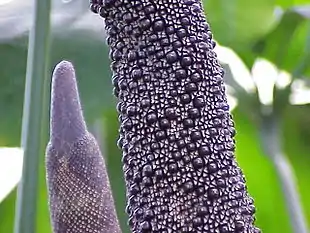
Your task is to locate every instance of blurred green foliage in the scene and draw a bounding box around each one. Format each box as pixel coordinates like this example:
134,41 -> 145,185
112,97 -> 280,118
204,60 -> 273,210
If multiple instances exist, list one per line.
0,0 -> 309,233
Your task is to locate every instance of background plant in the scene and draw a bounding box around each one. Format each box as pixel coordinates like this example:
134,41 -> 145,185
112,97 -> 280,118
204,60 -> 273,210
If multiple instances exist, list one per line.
0,0 -> 309,233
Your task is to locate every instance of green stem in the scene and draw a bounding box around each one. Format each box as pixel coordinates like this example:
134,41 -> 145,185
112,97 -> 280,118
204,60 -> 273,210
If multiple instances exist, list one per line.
14,0 -> 51,232
260,110 -> 308,233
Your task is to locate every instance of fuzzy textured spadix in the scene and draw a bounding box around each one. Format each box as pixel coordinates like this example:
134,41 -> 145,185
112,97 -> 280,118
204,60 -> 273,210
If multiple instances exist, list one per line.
46,61 -> 121,233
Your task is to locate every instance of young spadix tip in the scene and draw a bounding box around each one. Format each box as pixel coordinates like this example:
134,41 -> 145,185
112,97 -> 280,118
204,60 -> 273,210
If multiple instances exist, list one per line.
46,61 -> 121,233
50,60 -> 87,145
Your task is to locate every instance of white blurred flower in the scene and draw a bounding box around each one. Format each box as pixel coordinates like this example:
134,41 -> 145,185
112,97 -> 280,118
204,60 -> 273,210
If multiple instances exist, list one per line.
0,148 -> 23,203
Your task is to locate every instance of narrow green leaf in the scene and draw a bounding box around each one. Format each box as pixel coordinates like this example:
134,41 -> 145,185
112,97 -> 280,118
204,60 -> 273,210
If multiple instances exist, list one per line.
13,0 -> 51,233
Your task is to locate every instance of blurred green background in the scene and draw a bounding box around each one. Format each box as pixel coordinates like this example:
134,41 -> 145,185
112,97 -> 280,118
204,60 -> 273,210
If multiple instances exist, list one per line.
0,0 -> 310,233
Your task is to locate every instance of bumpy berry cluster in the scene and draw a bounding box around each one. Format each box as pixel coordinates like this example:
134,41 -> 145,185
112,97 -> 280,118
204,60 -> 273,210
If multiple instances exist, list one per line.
91,1 -> 261,233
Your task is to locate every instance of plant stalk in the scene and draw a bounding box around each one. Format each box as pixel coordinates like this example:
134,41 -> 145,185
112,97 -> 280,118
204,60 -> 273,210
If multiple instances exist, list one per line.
260,111 -> 308,233
14,0 -> 51,232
